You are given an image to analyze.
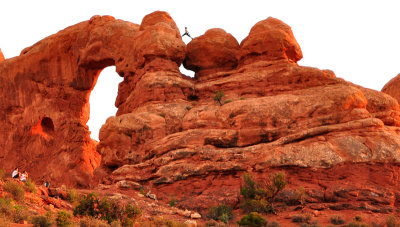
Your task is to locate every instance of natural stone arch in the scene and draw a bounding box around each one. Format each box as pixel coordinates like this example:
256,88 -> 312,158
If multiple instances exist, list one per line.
0,11 -> 189,187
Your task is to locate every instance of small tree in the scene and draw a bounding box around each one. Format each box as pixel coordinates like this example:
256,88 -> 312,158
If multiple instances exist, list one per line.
240,172 -> 287,214
213,90 -> 225,106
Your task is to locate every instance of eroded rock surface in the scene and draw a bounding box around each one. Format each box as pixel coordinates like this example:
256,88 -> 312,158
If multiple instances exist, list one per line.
0,48 -> 4,62
1,11 -> 400,214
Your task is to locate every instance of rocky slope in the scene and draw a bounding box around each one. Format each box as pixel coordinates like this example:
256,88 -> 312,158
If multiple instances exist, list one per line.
1,11 -> 400,219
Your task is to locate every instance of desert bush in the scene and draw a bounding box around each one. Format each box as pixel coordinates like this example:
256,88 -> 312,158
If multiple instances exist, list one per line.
207,204 -> 233,224
97,197 -> 124,223
31,212 -> 53,227
12,204 -> 28,223
124,204 -> 141,219
121,218 -> 133,227
267,222 -> 281,227
213,90 -> 225,106
294,186 -> 307,205
24,179 -> 37,193
3,181 -> 24,201
74,192 -> 99,217
204,219 -> 225,227
240,172 -> 287,213
169,197 -> 177,207
342,221 -> 370,227
74,193 -> 140,224
237,212 -> 267,227
224,99 -> 232,104
66,189 -> 80,207
330,215 -> 345,225
300,224 -> 320,227
56,210 -> 72,227
165,219 -> 188,227
354,216 -> 362,222
80,216 -> 110,227
0,198 -> 13,217
387,215 -> 399,227
291,214 -> 311,223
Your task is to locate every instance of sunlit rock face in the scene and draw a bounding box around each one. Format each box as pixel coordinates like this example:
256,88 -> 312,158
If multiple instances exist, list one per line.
0,48 -> 4,62
2,11 -> 400,213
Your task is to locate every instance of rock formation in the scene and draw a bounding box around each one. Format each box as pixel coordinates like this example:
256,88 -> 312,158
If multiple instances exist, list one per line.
1,11 -> 400,215
382,73 -> 400,103
0,48 -> 4,62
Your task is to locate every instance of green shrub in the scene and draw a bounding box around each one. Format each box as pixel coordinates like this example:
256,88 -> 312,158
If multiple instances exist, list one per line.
12,205 -> 28,223
66,189 -> 80,207
224,99 -> 232,104
74,193 -> 99,217
31,212 -> 53,227
292,214 -> 311,223
207,204 -> 233,224
24,179 -> 37,193
387,215 -> 399,227
74,193 -> 139,224
185,106 -> 191,111
121,218 -> 133,227
354,216 -> 362,222
204,220 -> 226,227
124,204 -> 141,219
169,197 -> 177,207
330,215 -> 345,225
294,186 -> 307,205
239,172 -> 287,213
80,216 -> 110,227
56,210 -> 72,227
342,221 -> 370,227
0,198 -> 13,217
3,181 -> 25,201
213,90 -> 225,106
268,222 -> 281,227
0,169 -> 6,181
97,197 -> 124,224
237,212 -> 267,227
165,219 -> 187,227
300,224 -> 320,227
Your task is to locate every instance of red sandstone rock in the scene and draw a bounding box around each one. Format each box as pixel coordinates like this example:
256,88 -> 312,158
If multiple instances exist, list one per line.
238,17 -> 303,66
1,11 -> 400,218
0,48 -> 4,62
183,28 -> 239,80
382,73 -> 400,103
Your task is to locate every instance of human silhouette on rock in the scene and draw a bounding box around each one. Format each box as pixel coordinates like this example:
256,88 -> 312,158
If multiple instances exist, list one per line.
182,27 -> 193,40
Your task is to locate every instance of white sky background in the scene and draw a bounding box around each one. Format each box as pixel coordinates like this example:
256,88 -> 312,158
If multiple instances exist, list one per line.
1,0 -> 399,140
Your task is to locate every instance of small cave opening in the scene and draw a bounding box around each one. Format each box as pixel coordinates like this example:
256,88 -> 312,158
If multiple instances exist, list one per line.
31,116 -> 54,139
41,117 -> 54,133
87,66 -> 123,141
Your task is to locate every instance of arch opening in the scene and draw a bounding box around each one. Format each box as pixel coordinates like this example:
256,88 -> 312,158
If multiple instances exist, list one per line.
87,66 -> 123,141
179,65 -> 195,78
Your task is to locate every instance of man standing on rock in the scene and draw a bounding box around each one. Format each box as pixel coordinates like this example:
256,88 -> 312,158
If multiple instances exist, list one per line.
182,27 -> 193,40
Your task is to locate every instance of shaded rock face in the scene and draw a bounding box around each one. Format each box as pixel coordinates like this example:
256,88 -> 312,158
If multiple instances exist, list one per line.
1,11 -> 400,213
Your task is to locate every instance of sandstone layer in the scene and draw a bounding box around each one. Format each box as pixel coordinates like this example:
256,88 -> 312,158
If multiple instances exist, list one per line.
1,12 -> 400,215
